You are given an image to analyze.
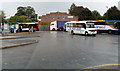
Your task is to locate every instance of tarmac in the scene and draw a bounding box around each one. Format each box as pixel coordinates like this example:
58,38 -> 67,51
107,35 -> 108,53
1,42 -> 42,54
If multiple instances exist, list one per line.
1,31 -> 120,70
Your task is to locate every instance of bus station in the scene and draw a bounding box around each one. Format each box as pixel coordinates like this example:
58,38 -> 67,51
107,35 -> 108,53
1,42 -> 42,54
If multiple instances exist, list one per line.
1,1 -> 120,71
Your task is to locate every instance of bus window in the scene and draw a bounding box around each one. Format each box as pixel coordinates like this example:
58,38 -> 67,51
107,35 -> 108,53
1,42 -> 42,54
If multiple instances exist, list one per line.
67,23 -> 70,27
115,22 -> 120,29
22,24 -> 29,28
94,22 -> 107,25
79,23 -> 85,28
106,22 -> 115,25
87,24 -> 94,28
51,23 -> 54,26
72,23 -> 85,28
87,24 -> 95,28
82,23 -> 86,29
73,23 -> 76,27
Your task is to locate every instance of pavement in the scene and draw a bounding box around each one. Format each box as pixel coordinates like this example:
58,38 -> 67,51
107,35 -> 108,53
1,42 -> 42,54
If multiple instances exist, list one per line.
0,32 -> 40,49
0,35 -> 40,40
0,31 -> 41,36
1,39 -> 38,49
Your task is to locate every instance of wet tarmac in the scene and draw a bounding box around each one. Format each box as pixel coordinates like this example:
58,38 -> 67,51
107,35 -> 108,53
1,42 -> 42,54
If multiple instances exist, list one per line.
2,31 -> 119,69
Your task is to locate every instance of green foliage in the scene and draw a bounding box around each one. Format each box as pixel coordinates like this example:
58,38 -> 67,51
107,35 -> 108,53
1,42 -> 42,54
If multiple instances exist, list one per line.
15,7 -> 26,16
92,10 -> 106,20
9,16 -> 31,23
92,10 -> 101,20
97,16 -> 105,20
69,4 -> 120,20
15,6 -> 37,22
69,3 -> 77,16
104,6 -> 120,20
69,3 -> 95,20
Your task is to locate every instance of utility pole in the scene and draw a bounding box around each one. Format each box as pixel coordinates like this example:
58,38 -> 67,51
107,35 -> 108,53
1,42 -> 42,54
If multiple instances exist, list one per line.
106,6 -> 108,20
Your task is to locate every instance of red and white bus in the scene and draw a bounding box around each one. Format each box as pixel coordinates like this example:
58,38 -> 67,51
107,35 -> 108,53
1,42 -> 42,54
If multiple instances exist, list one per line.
16,22 -> 40,32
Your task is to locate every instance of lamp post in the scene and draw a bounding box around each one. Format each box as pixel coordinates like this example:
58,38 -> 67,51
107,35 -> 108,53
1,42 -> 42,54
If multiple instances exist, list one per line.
106,6 -> 108,20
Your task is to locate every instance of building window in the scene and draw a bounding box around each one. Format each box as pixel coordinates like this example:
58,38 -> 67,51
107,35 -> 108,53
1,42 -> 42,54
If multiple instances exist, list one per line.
62,16 -> 65,19
58,16 -> 60,19
44,17 -> 49,19
68,16 -> 73,18
52,16 -> 55,19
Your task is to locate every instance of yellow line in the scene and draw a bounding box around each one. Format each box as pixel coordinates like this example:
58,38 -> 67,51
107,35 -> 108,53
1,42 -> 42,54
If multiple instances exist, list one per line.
83,64 -> 120,69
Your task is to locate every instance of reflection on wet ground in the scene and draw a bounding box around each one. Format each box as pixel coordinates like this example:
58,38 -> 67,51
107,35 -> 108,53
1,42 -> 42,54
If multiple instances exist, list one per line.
2,31 -> 119,69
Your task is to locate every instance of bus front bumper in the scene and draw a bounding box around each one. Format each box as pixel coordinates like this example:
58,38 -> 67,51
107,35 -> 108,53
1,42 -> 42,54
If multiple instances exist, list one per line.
88,31 -> 97,35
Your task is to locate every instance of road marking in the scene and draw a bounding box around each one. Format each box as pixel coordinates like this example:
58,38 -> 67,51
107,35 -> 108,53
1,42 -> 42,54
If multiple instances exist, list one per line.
83,64 -> 120,69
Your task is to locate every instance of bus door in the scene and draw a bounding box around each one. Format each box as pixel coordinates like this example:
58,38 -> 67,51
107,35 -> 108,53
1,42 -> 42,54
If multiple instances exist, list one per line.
79,23 -> 86,34
67,23 -> 71,31
114,22 -> 120,34
29,24 -> 39,31
115,22 -> 120,29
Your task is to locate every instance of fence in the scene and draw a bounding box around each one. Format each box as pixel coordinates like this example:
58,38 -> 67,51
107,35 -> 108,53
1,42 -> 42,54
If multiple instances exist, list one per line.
39,25 -> 50,31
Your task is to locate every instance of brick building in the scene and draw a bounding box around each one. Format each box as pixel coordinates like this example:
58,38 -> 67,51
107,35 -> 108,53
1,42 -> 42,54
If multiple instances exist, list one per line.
39,12 -> 78,24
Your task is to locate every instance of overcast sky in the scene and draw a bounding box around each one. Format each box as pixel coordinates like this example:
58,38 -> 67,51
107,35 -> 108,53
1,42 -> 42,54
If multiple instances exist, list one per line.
0,0 -> 120,18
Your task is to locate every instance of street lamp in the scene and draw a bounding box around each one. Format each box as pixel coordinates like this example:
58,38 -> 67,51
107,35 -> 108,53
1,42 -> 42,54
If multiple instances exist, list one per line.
106,6 -> 108,20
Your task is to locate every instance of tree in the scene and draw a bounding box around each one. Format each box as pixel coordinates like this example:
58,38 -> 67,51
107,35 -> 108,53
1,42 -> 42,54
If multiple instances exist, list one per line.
97,16 -> 105,20
15,7 -> 26,16
92,10 -> 101,20
0,11 -> 7,23
104,6 -> 120,20
69,3 -> 77,16
9,16 -> 31,23
68,3 -> 94,20
15,6 -> 37,22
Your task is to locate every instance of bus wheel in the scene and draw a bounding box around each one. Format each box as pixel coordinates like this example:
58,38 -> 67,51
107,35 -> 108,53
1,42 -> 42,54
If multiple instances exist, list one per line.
63,29 -> 66,32
71,30 -> 75,35
108,30 -> 112,34
93,34 -> 96,36
52,28 -> 55,31
85,32 -> 88,36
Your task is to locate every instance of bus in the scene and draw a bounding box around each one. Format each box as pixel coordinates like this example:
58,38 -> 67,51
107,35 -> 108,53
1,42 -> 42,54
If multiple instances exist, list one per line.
64,21 -> 97,36
94,20 -> 109,33
93,20 -> 120,34
16,22 -> 40,32
105,20 -> 120,34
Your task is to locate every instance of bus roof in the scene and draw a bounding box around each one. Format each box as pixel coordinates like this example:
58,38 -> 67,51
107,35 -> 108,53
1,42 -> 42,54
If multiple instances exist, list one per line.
16,22 -> 39,24
96,20 -> 105,22
105,20 -> 120,22
65,21 -> 87,24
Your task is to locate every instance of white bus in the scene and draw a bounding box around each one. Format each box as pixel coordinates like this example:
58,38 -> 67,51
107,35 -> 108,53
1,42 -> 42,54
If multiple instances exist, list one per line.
64,21 -> 97,36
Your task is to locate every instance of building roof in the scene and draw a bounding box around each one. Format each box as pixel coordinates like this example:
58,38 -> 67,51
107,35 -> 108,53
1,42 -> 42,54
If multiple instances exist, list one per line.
39,12 -> 74,18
